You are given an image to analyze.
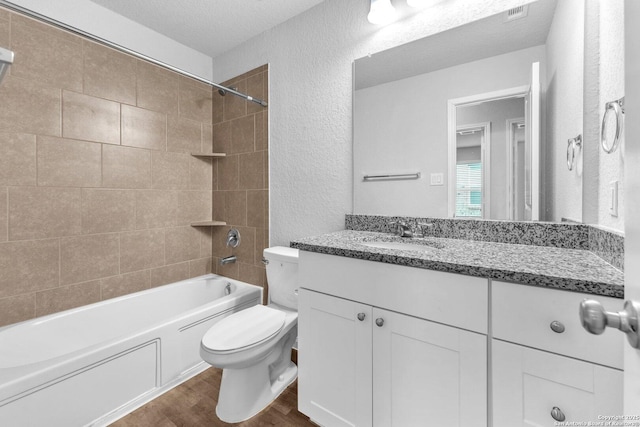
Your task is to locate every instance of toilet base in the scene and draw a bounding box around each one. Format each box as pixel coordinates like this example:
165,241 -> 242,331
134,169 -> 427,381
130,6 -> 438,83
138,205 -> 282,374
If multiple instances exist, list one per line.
215,361 -> 298,423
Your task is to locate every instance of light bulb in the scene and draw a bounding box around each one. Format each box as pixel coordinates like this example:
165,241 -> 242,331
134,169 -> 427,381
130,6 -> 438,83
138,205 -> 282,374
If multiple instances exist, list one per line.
367,0 -> 397,25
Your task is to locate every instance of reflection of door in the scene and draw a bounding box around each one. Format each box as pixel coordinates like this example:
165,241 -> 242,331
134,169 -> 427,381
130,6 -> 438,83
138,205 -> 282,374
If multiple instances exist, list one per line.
455,123 -> 490,218
507,119 -> 525,220
524,62 -> 540,220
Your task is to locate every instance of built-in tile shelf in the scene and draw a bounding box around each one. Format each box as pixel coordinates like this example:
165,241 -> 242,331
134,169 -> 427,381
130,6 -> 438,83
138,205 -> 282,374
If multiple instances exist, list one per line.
190,152 -> 226,158
190,220 -> 227,227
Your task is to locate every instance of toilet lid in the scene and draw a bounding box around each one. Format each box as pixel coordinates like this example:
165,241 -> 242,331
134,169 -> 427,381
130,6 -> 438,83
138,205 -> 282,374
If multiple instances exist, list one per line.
202,305 -> 286,352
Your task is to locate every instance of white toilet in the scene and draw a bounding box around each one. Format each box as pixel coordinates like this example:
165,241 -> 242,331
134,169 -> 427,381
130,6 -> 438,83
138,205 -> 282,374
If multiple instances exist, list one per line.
200,246 -> 299,423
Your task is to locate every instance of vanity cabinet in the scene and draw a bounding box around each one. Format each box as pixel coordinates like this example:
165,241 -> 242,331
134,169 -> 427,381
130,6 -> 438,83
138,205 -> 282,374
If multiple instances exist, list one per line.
491,281 -> 623,426
298,251 -> 488,427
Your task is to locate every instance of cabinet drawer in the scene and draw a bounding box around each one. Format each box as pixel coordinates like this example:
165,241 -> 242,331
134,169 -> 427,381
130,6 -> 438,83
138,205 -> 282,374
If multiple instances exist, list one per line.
300,251 -> 488,333
492,340 -> 622,427
492,281 -> 623,368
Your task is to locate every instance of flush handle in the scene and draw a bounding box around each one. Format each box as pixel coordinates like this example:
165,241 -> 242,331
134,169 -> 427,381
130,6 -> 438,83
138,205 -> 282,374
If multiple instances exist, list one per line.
375,318 -> 384,327
550,406 -> 566,422
550,320 -> 565,333
579,299 -> 640,349
357,313 -> 366,321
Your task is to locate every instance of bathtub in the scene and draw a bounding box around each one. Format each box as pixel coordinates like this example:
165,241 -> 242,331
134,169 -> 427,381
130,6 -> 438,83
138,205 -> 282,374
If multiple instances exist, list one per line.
0,274 -> 262,426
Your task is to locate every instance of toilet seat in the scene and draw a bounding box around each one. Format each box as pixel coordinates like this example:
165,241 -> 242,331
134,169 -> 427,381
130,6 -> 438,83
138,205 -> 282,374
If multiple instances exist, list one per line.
202,305 -> 286,353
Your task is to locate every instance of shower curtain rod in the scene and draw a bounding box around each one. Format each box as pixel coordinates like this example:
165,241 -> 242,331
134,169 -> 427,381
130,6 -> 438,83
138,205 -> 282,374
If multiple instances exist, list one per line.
0,1 -> 268,108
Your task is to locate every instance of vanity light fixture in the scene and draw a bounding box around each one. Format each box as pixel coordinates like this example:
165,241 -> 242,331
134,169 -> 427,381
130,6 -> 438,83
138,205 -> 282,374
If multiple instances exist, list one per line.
367,0 -> 397,25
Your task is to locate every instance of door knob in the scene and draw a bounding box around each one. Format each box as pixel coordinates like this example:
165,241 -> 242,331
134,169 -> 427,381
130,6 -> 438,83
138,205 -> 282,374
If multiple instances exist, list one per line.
579,299 -> 640,349
357,312 -> 366,321
550,406 -> 566,422
375,318 -> 384,327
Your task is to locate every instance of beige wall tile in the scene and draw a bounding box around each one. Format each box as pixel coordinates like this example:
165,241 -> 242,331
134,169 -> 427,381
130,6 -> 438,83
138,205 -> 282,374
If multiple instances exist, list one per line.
212,191 -> 225,223
0,76 -> 61,136
175,190 -> 212,225
212,90 -> 223,124
122,105 -> 167,151
212,158 -> 219,191
230,116 -> 255,154
150,262 -> 190,288
234,226 -> 256,265
255,111 -> 268,151
11,14 -> 82,91
178,77 -> 212,123
136,60 -> 179,115
62,90 -> 120,145
0,293 -> 35,327
239,151 -> 264,190
60,234 -> 119,284
0,132 -> 36,186
101,270 -> 150,300
167,115 -> 202,153
9,186 -> 81,240
135,190 -> 177,229
0,239 -> 59,298
151,151 -> 190,189
213,121 -> 230,153
198,227 -> 212,257
189,157 -> 212,190
83,41 -> 136,104
218,155 -> 238,191
37,136 -> 102,187
0,187 -> 6,242
120,229 -> 164,273
223,80 -> 247,121
211,226 -> 232,258
255,227 -> 269,267
215,257 -> 238,279
247,190 -> 267,229
165,226 -> 201,264
102,144 -> 152,189
189,257 -> 212,278
263,149 -> 269,189
238,263 -> 265,287
202,123 -> 213,153
36,280 -> 101,316
226,191 -> 247,226
0,12 -> 9,48
82,189 -> 136,234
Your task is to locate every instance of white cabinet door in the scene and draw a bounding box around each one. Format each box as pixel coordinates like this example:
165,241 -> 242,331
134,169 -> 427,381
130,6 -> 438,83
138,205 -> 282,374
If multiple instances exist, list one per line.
493,339 -> 623,427
372,308 -> 487,427
298,289 -> 373,427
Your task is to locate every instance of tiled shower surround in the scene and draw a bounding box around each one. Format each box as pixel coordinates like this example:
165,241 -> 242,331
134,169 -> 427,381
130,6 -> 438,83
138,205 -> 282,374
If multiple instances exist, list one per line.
0,7 -> 269,326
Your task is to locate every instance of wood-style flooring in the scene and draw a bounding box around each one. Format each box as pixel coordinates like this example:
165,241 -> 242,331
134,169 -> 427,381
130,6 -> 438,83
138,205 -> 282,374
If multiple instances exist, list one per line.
110,367 -> 315,427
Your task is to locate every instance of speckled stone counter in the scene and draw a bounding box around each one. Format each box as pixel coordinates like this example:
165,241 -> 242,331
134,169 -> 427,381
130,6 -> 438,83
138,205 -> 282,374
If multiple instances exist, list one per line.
291,230 -> 624,298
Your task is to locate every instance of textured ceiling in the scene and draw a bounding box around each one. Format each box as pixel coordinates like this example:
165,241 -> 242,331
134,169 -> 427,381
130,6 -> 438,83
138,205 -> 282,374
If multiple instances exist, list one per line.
89,0 -> 327,58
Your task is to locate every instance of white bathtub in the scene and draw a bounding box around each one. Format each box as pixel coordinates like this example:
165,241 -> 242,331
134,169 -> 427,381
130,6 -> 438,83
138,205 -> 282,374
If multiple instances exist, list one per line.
0,274 -> 262,426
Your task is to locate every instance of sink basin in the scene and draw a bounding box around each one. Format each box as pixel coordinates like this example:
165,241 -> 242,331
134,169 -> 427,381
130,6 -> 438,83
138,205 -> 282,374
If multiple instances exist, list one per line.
361,241 -> 441,251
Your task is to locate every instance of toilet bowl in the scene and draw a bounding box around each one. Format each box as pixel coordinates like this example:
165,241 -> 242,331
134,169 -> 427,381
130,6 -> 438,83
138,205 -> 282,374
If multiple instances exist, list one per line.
200,246 -> 299,423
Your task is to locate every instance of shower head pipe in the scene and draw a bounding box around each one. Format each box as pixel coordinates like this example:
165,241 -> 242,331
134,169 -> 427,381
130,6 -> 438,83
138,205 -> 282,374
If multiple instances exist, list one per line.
0,1 -> 267,108
0,46 -> 14,84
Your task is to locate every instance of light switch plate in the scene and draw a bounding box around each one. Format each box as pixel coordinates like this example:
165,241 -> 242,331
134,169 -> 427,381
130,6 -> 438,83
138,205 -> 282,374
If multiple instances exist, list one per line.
430,173 -> 444,186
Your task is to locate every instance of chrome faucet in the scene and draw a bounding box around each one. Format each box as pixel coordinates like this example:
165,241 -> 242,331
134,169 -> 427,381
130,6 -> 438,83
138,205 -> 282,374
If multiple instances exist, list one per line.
220,255 -> 237,265
389,221 -> 413,238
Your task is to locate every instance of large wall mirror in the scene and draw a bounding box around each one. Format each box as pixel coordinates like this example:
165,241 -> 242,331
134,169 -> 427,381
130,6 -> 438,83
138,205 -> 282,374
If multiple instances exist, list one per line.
353,0 -> 623,226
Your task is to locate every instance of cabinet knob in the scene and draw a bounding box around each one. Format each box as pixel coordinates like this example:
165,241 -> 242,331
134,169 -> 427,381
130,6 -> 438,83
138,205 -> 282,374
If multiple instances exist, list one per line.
357,312 -> 366,321
375,318 -> 384,327
550,406 -> 566,422
550,320 -> 565,333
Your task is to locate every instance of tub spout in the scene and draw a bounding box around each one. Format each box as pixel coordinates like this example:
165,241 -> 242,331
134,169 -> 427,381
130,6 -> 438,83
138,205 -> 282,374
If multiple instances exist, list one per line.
220,255 -> 237,265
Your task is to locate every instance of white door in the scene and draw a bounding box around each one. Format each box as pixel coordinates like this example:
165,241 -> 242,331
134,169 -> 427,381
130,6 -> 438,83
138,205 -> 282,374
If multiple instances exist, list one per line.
524,62 -> 540,221
624,0 -> 640,415
372,308 -> 487,427
298,289 -> 373,427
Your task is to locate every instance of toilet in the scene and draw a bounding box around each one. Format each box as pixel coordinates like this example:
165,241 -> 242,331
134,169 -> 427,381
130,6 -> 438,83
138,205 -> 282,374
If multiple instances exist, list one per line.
200,246 -> 299,423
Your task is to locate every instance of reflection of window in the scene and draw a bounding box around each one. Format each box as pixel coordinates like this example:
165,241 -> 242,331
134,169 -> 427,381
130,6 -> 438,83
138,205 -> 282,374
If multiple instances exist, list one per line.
456,162 -> 482,217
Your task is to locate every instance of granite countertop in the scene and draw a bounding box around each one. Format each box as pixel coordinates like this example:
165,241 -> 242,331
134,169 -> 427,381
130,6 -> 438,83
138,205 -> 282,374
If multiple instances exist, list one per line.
291,230 -> 624,298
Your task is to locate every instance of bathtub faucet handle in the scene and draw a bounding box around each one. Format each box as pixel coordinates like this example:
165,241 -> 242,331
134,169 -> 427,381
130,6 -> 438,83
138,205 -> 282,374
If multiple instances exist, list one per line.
226,228 -> 241,248
220,255 -> 237,266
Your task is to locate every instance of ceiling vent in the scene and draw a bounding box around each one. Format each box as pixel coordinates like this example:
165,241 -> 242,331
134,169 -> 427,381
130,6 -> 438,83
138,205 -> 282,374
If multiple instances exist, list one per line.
504,5 -> 529,22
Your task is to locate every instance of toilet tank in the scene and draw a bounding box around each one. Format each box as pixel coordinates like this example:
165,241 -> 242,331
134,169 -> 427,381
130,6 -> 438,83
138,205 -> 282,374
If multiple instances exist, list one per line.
264,246 -> 299,310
